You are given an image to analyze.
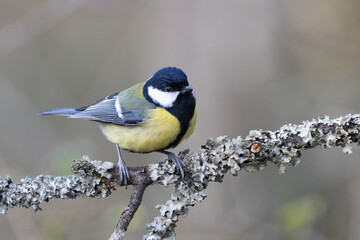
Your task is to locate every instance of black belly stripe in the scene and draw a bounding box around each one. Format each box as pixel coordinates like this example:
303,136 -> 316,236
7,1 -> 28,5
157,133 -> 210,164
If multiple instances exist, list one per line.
163,93 -> 196,149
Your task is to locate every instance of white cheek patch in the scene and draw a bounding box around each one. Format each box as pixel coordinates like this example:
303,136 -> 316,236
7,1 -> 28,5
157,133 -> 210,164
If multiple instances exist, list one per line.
148,86 -> 180,108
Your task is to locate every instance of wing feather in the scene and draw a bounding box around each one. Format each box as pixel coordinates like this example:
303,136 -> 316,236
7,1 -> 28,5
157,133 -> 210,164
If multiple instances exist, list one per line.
70,82 -> 155,126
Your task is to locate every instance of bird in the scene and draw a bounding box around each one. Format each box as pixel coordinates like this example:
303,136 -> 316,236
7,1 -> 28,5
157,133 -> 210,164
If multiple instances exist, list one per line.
39,67 -> 197,185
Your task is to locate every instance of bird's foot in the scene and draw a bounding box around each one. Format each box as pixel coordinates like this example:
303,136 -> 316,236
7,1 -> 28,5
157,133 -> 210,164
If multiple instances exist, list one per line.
118,162 -> 130,186
115,144 -> 130,186
162,151 -> 185,178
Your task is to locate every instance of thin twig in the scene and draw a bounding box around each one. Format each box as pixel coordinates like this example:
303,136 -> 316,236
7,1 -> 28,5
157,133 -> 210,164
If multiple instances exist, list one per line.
117,183 -> 148,231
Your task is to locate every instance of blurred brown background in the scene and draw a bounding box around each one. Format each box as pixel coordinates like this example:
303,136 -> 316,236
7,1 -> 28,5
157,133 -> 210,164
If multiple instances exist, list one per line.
1,1 -> 360,239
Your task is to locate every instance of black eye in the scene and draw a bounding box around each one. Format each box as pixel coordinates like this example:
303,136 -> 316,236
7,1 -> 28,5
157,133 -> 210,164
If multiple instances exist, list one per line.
165,87 -> 172,92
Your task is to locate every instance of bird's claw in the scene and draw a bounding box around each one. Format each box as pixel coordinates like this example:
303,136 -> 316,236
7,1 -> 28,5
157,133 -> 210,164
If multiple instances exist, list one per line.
165,153 -> 185,179
118,164 -> 130,186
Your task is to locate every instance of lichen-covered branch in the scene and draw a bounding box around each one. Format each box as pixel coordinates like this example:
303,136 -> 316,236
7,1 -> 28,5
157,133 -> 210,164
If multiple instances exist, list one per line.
0,158 -> 113,214
143,114 -> 360,239
1,114 -> 360,240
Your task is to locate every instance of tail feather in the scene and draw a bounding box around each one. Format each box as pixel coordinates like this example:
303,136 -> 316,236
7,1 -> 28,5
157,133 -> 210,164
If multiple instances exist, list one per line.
38,108 -> 79,116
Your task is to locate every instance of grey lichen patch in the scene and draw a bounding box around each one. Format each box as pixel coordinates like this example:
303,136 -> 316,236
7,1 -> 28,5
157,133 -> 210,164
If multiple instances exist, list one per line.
342,144 -> 352,154
81,155 -> 115,179
144,216 -> 176,240
234,114 -> 360,173
148,162 -> 178,187
109,230 -> 125,240
0,156 -> 115,214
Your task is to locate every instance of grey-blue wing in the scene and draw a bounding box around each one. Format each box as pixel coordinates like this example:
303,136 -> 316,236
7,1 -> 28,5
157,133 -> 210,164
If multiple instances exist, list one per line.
70,93 -> 145,126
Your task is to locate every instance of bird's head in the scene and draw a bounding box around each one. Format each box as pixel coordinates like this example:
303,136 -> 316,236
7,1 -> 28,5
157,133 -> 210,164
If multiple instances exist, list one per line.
144,67 -> 194,108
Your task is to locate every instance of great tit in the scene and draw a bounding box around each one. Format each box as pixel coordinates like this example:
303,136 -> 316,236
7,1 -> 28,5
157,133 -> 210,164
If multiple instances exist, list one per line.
39,67 -> 197,185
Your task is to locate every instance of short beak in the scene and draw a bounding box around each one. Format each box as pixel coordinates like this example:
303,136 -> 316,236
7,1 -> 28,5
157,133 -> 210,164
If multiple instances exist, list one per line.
181,85 -> 193,94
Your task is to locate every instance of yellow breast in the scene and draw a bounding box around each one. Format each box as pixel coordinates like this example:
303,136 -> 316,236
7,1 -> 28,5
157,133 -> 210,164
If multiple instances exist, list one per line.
100,107 -> 181,153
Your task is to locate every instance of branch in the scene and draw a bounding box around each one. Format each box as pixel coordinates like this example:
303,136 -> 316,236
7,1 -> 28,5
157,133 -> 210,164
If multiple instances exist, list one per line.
1,114 -> 360,239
